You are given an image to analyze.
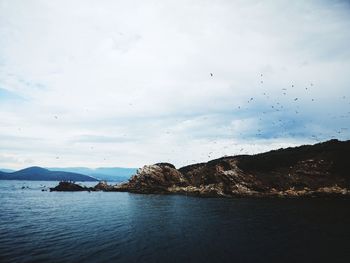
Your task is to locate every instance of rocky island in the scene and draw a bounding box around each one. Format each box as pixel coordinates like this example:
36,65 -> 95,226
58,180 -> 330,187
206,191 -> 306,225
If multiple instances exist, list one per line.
51,139 -> 350,197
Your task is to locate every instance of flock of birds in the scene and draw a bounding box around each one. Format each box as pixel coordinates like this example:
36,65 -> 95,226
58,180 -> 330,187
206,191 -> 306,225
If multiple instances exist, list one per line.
197,72 -> 349,162
31,71 -> 349,164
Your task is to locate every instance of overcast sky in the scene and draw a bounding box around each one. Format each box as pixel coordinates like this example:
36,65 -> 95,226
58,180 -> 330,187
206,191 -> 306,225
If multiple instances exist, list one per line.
0,0 -> 350,169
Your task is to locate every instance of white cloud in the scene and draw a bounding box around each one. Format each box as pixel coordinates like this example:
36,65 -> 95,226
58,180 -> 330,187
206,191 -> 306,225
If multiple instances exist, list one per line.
0,0 -> 350,169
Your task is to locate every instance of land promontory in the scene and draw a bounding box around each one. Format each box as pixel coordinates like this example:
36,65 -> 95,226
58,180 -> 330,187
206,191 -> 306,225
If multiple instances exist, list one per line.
51,139 -> 350,197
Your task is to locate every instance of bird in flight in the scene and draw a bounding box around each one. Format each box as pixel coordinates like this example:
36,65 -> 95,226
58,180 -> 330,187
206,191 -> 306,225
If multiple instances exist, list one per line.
210,73 -> 213,77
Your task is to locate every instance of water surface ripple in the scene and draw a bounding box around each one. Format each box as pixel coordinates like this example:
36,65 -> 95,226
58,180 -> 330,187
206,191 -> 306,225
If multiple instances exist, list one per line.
1,181 -> 349,263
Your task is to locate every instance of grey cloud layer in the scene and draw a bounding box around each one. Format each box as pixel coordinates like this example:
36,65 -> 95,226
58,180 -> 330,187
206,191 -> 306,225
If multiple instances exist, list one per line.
0,0 -> 349,169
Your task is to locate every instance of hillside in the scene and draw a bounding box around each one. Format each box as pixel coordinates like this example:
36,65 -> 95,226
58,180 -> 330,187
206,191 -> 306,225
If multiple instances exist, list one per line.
109,139 -> 350,197
0,166 -> 98,181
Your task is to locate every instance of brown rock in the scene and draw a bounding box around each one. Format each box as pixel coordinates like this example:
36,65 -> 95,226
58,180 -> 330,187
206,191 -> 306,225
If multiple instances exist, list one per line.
50,181 -> 91,192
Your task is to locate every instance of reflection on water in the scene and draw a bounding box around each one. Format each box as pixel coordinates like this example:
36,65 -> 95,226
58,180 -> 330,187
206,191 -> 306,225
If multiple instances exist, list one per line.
0,180 -> 350,263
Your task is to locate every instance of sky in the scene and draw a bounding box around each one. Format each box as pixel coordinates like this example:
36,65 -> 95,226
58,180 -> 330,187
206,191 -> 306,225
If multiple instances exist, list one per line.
0,0 -> 350,169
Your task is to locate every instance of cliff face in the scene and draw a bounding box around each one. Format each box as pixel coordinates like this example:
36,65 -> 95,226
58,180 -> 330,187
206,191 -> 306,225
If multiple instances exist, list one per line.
117,139 -> 350,197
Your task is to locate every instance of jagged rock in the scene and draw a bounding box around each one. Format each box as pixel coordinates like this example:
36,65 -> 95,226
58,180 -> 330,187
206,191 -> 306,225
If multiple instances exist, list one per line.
94,181 -> 114,191
126,163 -> 188,193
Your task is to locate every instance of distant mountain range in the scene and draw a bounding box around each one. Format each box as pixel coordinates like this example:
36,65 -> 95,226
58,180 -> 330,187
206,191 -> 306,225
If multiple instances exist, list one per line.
0,166 -> 137,182
0,167 -> 98,181
46,167 -> 137,182
0,168 -> 14,173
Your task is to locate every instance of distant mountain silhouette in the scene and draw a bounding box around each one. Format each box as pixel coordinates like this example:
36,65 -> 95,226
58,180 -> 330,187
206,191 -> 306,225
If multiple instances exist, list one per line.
0,168 -> 14,173
47,167 -> 137,182
0,166 -> 98,181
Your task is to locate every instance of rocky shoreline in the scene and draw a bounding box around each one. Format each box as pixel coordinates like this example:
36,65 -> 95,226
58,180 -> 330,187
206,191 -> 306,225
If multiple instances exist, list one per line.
50,139 -> 350,198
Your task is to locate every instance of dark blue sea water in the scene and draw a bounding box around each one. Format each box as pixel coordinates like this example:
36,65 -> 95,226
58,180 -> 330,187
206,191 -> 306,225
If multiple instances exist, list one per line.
1,180 -> 350,263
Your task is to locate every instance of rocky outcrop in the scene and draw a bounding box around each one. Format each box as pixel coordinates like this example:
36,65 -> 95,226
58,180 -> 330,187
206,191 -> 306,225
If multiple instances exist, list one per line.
50,139 -> 350,198
94,181 -> 113,191
50,181 -> 92,191
50,181 -> 126,192
124,163 -> 188,194
117,139 -> 350,197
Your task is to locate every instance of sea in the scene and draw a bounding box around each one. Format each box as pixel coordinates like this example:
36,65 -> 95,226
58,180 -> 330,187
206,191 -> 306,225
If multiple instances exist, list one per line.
0,180 -> 350,263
